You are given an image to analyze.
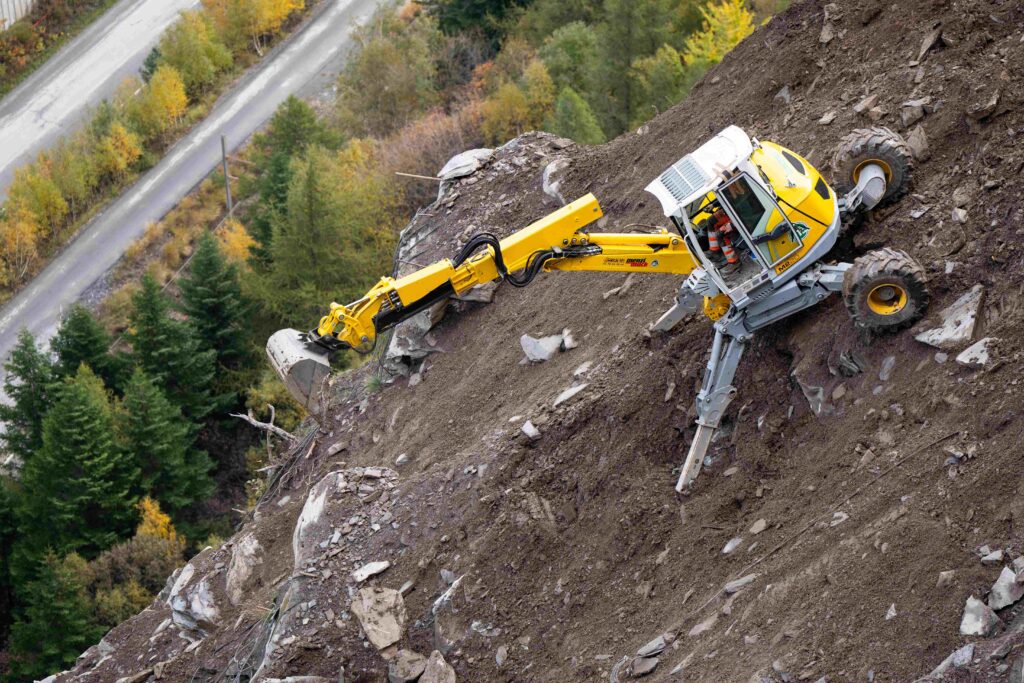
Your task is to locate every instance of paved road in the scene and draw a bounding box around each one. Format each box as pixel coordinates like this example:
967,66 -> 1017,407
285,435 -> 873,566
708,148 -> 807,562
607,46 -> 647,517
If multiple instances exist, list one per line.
0,0 -> 200,196
0,0 -> 381,373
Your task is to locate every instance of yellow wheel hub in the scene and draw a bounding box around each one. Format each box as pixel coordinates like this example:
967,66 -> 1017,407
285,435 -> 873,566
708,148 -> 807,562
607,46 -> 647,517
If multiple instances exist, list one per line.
866,283 -> 908,316
853,158 -> 893,184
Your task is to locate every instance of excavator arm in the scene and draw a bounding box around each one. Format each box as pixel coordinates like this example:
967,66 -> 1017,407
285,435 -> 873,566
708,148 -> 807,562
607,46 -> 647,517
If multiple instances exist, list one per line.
267,193 -> 699,413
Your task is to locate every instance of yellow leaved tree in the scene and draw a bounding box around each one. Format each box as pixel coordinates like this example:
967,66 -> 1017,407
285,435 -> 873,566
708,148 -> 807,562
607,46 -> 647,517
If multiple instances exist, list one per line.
682,0 -> 756,70
95,122 -> 142,182
135,496 -> 185,556
218,218 -> 256,264
0,207 -> 41,286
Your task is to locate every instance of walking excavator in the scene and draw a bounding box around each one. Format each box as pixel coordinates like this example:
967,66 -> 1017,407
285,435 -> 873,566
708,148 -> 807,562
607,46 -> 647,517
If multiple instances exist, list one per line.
266,126 -> 929,492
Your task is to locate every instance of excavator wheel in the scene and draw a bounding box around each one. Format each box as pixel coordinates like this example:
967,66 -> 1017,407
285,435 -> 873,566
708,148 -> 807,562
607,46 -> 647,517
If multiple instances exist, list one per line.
832,127 -> 913,208
843,248 -> 929,332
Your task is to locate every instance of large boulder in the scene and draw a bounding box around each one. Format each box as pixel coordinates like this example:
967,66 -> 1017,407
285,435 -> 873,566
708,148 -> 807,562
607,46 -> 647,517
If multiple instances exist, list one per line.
226,532 -> 263,605
165,555 -> 221,635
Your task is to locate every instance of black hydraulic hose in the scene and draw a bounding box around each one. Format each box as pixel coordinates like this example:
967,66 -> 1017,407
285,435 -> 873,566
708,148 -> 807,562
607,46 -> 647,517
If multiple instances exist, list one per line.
451,232 -> 555,288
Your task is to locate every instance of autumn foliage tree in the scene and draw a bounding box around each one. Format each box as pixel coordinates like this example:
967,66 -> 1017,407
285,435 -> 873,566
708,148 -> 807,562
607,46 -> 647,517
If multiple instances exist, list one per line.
682,0 -> 755,74
158,10 -> 233,98
0,207 -> 41,286
128,65 -> 189,139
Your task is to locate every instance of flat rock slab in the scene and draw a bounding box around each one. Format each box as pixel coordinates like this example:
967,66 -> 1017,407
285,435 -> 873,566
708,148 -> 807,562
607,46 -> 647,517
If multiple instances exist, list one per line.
957,337 -> 996,368
438,148 -> 493,180
352,587 -> 407,650
553,383 -> 588,408
724,574 -> 758,594
353,561 -> 391,583
915,285 -> 983,349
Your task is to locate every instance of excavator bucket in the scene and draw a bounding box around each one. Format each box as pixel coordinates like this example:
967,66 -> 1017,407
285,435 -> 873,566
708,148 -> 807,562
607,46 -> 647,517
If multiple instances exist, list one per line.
266,329 -> 332,415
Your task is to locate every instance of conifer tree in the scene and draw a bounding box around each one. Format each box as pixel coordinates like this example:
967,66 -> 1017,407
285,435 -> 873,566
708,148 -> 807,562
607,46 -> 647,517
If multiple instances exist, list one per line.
127,274 -> 220,424
178,232 -> 250,369
0,329 -> 54,462
548,87 -> 605,145
51,304 -> 127,392
595,0 -> 675,134
6,552 -> 103,681
18,365 -> 139,561
0,479 -> 16,635
120,368 -> 213,515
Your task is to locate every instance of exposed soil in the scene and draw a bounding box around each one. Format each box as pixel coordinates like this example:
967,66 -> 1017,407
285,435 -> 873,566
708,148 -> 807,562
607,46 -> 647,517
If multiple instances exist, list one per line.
56,0 -> 1024,682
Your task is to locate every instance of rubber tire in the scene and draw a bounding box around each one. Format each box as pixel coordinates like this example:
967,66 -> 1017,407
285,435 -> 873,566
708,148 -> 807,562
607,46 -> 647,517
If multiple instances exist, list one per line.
831,127 -> 913,208
843,248 -> 929,332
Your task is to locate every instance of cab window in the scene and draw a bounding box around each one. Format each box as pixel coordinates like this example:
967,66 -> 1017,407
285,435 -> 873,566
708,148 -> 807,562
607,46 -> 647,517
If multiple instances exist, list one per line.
720,176 -> 801,268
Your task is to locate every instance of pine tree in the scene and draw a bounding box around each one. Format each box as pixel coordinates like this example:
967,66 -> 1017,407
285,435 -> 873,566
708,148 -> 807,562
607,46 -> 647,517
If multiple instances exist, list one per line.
0,329 -> 54,463
548,87 -> 606,145
127,274 -> 220,424
18,365 -> 139,562
179,232 -> 251,370
6,552 -> 103,681
120,368 -> 213,516
0,478 -> 17,637
595,0 -> 675,135
249,150 -> 293,263
682,0 -> 755,74
263,95 -> 337,159
140,46 -> 162,82
51,304 -> 127,392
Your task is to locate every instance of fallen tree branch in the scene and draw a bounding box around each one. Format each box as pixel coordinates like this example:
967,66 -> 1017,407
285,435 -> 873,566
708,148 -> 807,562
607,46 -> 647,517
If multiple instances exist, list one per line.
230,406 -> 296,443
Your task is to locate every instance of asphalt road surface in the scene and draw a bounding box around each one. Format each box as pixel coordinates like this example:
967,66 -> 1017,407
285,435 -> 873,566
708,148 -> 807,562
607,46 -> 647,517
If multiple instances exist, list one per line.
0,0 -> 381,383
0,0 -> 200,196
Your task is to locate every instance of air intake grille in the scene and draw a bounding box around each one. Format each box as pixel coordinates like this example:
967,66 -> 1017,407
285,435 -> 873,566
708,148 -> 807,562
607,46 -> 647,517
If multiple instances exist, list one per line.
657,157 -> 710,202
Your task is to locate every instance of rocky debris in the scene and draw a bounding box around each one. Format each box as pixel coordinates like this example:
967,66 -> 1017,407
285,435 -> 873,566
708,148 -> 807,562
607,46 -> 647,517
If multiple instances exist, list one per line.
885,603 -> 898,620
165,557 -> 220,635
264,678 -> 333,683
914,285 -> 983,349
388,649 -> 428,683
917,23 -> 944,61
352,586 -> 407,650
395,453 -> 410,466
957,338 -> 996,368
225,532 -> 262,605
724,574 -> 758,594
384,305 -> 447,376
293,471 -> 348,568
774,86 -> 792,106
951,207 -> 968,224
926,643 -> 974,678
722,537 -> 742,554
495,644 -> 508,666
520,329 -> 576,362
879,355 -> 896,381
688,612 -> 717,637
521,420 -> 541,441
900,98 -> 931,127
818,111 -> 837,125
990,566 -> 1024,610
353,561 -> 391,583
553,383 -> 588,408
421,651 -> 457,683
961,596 -> 1001,636
439,148 -> 493,180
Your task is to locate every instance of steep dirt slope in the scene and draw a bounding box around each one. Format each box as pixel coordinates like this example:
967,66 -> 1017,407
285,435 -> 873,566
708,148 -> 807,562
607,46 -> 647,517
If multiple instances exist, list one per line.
55,0 -> 1024,681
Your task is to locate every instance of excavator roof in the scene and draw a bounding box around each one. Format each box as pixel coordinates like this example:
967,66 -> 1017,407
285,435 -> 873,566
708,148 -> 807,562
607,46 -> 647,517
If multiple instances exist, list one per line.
645,125 -> 755,219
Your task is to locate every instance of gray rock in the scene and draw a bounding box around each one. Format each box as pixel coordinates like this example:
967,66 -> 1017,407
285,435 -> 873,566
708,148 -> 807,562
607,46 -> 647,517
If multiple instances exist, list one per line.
853,94 -> 878,114
495,644 -> 508,667
388,650 -> 428,683
900,98 -> 930,127
957,338 -> 996,368
630,656 -> 659,677
226,532 -> 263,606
438,148 -> 493,180
440,569 -> 457,586
967,91 -> 1000,121
553,383 -> 588,408
936,570 -> 956,588
637,634 -> 668,657
914,285 -> 983,350
960,595 -> 1001,636
724,574 -> 758,594
542,158 -> 570,204
879,355 -> 896,381
395,454 -> 410,466
421,651 -> 456,683
722,538 -> 742,554
774,86 -> 792,106
951,207 -> 968,224
521,420 -> 541,441
520,333 -> 564,362
818,111 -> 837,125
166,560 -> 220,634
906,125 -> 930,160
750,519 -> 767,535
1012,656 -> 1024,683
990,566 -> 1024,610
264,678 -> 333,683
352,561 -> 391,583
351,587 -> 407,650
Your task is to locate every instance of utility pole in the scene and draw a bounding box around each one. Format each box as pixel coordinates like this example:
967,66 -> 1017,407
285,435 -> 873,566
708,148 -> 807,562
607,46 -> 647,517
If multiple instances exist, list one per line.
221,134 -> 233,215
